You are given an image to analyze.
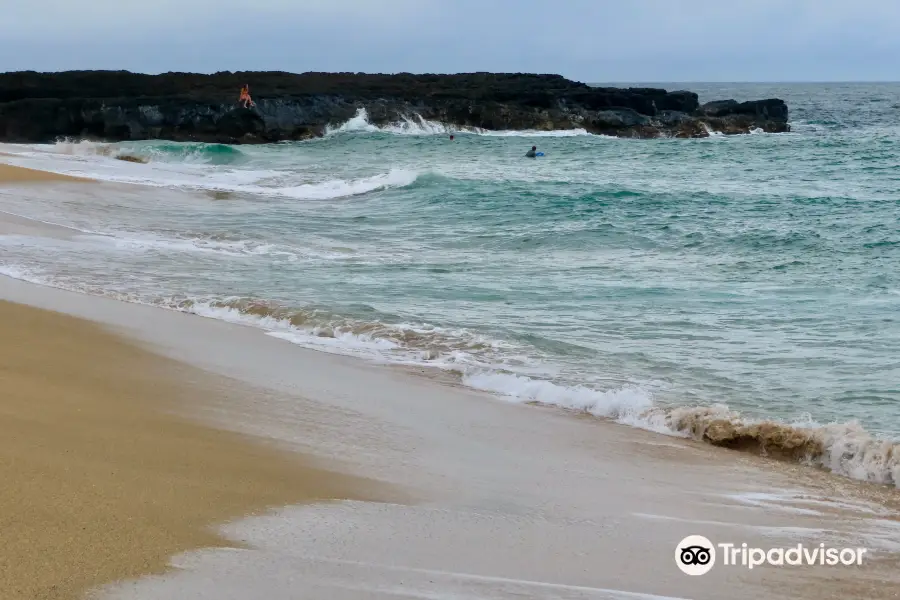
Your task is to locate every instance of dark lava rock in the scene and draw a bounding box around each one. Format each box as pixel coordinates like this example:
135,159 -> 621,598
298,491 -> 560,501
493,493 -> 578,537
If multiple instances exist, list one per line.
698,100 -> 740,117
697,99 -> 790,133
0,71 -> 790,143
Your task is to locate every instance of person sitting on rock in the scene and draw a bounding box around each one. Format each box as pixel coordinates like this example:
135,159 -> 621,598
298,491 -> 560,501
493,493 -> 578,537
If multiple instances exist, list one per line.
525,146 -> 537,158
239,85 -> 256,108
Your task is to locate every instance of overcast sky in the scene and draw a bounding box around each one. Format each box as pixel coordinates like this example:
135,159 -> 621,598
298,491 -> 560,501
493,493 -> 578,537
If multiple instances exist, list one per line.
2,0 -> 898,81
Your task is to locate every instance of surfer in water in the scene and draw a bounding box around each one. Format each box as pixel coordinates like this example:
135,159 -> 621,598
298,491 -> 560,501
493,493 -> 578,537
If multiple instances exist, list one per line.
239,84 -> 256,108
526,146 -> 537,158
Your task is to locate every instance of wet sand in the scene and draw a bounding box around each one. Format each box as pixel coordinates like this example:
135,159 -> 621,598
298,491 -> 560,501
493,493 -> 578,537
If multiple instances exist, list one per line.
0,162 -> 91,183
0,300 -> 377,600
0,210 -> 81,239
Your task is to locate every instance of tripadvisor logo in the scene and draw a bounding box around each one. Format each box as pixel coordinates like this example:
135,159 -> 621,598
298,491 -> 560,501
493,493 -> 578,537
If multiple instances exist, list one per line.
676,535 -> 716,576
675,535 -> 867,575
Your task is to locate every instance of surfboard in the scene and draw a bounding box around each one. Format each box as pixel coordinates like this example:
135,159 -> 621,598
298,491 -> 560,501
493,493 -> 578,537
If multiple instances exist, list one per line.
535,152 -> 545,157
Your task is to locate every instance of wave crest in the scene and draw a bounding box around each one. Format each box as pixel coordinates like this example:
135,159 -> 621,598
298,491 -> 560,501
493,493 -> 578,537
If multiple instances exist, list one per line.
171,297 -> 516,365
46,139 -> 245,165
275,169 -> 417,200
462,372 -> 899,488
327,108 -> 594,137
650,406 -> 899,488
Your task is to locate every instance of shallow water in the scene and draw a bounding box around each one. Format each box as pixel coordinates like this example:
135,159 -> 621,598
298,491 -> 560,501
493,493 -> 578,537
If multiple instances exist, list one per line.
1,83 -> 898,475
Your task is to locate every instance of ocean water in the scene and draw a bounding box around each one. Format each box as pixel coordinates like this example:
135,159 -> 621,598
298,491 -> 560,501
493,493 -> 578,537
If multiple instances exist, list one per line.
1,83 -> 899,486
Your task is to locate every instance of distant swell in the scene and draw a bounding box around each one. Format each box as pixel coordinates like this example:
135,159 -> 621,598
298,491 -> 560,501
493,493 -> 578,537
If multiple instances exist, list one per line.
1,265 -> 897,490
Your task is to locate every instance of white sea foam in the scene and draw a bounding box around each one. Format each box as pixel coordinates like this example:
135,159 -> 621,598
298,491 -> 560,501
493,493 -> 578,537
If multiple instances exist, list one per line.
701,124 -> 725,137
463,371 -> 656,424
327,108 -> 595,137
90,234 -> 274,258
269,169 -> 418,200
326,108 -> 383,134
0,144 -> 417,200
181,302 -> 399,357
0,263 -> 46,285
813,421 -> 900,487
328,109 -> 453,136
382,115 -> 454,135
478,128 -> 593,137
176,299 -> 515,366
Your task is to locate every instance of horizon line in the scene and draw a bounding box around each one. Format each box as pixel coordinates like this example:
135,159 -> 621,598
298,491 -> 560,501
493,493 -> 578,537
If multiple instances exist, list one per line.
0,69 -> 898,84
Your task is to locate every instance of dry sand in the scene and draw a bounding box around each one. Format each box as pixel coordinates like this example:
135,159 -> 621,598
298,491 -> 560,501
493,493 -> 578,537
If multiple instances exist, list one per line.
0,163 -> 91,184
0,300 -> 379,600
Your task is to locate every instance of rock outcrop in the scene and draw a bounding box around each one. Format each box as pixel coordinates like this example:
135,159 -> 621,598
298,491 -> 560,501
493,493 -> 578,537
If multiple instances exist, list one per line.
0,71 -> 789,143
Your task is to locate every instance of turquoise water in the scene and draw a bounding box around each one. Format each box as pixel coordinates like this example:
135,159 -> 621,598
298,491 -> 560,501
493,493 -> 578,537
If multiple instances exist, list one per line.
1,83 -> 899,466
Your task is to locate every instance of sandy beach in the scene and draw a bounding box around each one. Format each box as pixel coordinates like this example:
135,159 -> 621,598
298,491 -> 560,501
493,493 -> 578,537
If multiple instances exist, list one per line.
0,162 -> 91,184
1,167 -> 899,599
0,298 -> 378,600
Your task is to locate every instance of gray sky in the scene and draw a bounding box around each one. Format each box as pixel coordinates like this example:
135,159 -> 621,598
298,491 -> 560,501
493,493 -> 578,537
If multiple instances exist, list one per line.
2,0 -> 899,81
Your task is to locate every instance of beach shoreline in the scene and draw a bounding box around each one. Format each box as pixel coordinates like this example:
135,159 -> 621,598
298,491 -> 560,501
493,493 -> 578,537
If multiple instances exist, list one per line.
1,272 -> 898,600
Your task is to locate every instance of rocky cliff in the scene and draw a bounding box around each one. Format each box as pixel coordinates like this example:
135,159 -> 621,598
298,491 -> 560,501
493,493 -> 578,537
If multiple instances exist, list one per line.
0,71 -> 789,143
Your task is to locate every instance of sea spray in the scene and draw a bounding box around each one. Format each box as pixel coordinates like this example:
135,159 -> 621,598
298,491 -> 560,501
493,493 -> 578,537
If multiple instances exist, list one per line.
326,107 -> 595,137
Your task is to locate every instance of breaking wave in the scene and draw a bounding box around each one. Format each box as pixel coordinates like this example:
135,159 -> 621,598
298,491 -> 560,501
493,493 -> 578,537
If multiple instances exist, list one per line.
250,169 -> 418,200
88,166 -> 419,201
48,139 -> 246,165
0,141 -> 417,200
173,297 -> 520,367
469,372 -> 900,489
327,108 -> 594,137
326,108 -> 454,136
653,406 -> 900,488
